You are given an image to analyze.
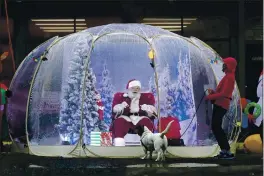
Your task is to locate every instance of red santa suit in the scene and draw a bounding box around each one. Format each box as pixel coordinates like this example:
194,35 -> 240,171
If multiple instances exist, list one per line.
111,79 -> 156,146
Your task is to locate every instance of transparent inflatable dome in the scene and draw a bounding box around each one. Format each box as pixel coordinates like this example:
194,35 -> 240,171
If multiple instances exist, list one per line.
6,24 -> 241,158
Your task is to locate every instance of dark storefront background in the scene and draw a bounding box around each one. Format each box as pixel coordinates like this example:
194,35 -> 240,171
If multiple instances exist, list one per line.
0,0 -> 263,98
0,0 -> 262,144
246,44 -> 263,101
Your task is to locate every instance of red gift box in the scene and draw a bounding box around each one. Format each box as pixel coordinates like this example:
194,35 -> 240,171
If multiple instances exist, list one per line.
158,116 -> 181,139
101,132 -> 112,146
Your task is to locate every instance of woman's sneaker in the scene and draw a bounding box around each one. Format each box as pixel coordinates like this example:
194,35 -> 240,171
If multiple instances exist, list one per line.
214,151 -> 235,159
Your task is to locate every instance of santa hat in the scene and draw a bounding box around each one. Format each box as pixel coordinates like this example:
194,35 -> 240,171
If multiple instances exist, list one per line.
126,79 -> 141,89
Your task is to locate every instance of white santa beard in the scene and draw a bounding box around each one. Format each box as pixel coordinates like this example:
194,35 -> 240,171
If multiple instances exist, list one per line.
128,90 -> 140,99
128,91 -> 141,113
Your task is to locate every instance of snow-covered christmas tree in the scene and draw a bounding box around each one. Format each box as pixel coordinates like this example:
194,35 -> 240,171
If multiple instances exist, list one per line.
160,64 -> 177,117
148,77 -> 157,98
148,77 -> 159,132
148,64 -> 177,117
58,38 -> 106,145
98,62 -> 114,128
148,51 -> 197,145
172,51 -> 195,121
82,62 -> 107,145
173,51 -> 197,145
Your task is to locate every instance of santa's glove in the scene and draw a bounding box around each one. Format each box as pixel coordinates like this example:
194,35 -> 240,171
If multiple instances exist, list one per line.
248,114 -> 255,123
113,101 -> 128,114
5,90 -> 12,98
113,105 -> 123,114
121,101 -> 128,108
141,104 -> 157,117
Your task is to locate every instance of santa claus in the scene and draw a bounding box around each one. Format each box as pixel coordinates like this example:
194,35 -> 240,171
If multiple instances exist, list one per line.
111,79 -> 157,146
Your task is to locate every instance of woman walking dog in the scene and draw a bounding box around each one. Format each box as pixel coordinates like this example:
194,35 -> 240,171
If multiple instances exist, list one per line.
205,57 -> 237,159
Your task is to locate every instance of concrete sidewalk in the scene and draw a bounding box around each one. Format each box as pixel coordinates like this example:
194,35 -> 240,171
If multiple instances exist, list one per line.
0,153 -> 262,176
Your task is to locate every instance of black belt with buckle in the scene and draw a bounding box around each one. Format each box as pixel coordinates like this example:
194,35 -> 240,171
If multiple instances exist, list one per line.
129,113 -> 140,116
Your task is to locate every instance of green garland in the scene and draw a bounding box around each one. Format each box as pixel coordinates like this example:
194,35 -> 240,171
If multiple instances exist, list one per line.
244,102 -> 261,118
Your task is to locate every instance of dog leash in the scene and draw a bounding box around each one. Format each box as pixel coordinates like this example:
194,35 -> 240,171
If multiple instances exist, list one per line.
205,99 -> 210,125
180,90 -> 238,139
180,89 -> 208,137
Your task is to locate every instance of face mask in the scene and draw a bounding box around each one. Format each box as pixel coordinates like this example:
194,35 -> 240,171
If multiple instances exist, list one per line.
222,64 -> 227,72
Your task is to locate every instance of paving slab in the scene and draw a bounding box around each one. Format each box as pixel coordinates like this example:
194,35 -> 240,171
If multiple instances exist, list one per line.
0,153 -> 262,176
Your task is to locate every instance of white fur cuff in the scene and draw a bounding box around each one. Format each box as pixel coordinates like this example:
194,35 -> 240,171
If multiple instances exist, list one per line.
113,104 -> 123,113
141,104 -> 157,113
114,138 -> 125,146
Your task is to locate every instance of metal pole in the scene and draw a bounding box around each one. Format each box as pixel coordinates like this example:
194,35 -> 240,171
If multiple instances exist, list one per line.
181,16 -> 184,35
74,17 -> 76,33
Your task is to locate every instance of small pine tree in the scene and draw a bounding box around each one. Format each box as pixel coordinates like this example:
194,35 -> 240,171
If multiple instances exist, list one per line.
58,38 -> 105,145
148,77 -> 159,132
81,64 -> 102,144
98,62 -> 114,128
150,64 -> 176,117
172,51 -> 195,121
148,77 -> 157,97
59,39 -> 87,144
162,64 -> 176,116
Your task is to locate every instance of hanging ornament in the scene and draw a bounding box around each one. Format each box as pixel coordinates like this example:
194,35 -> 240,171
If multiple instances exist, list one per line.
148,49 -> 155,60
33,58 -> 39,62
0,52 -> 9,61
210,60 -> 214,64
216,57 -> 221,63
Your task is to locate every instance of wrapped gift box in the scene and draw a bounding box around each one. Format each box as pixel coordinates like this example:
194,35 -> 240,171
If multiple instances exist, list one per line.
101,132 -> 112,146
90,132 -> 101,146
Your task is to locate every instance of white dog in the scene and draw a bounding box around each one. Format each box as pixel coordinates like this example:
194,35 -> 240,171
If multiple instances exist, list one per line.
135,121 -> 174,161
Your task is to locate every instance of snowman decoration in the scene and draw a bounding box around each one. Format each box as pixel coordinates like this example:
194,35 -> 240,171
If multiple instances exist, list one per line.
243,71 -> 263,154
254,70 -> 263,127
